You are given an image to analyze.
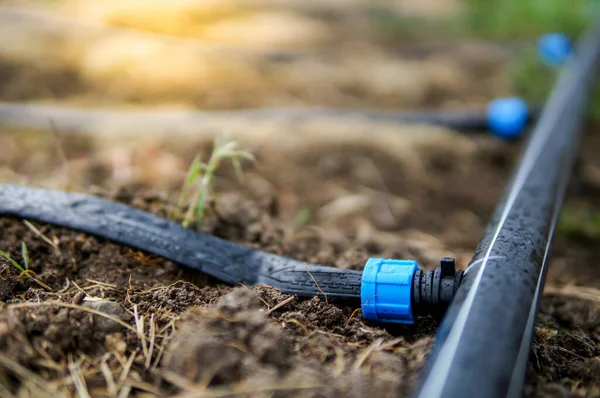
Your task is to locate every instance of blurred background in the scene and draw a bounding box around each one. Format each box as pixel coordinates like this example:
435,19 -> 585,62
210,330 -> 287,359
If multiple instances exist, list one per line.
0,0 -> 597,271
1,1 -> 600,397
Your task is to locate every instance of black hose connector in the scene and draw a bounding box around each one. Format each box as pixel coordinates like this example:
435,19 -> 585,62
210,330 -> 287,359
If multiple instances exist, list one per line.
412,257 -> 464,319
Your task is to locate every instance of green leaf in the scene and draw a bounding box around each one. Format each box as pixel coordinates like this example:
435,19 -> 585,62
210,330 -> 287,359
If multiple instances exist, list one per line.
295,207 -> 312,227
21,242 -> 30,270
0,249 -> 25,273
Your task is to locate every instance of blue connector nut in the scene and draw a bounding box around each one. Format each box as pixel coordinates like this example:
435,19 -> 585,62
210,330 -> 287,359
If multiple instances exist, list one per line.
486,97 -> 529,140
361,258 -> 419,324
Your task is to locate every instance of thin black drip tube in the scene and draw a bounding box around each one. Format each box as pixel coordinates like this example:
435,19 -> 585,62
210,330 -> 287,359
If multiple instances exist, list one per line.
414,20 -> 600,398
0,102 -> 537,135
0,184 -> 363,304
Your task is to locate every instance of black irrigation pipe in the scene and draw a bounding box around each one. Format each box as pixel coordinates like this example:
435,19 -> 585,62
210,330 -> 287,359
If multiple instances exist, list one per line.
0,102 -> 535,137
0,184 -> 461,320
415,20 -> 600,398
0,184 -> 363,303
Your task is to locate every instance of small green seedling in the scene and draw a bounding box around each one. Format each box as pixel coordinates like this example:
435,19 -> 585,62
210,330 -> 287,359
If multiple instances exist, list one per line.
295,207 -> 312,227
0,242 -> 30,272
21,242 -> 30,270
0,243 -> 51,290
0,248 -> 26,273
176,137 -> 255,229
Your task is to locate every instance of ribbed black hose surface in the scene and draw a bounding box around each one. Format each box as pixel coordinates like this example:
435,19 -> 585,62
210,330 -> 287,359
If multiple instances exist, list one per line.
415,21 -> 600,398
0,184 -> 362,303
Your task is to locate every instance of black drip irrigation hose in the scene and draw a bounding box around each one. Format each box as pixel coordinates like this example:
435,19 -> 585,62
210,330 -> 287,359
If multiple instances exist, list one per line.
0,184 -> 461,321
0,185 -> 362,303
415,20 -> 600,398
300,106 -> 537,133
0,102 -> 536,137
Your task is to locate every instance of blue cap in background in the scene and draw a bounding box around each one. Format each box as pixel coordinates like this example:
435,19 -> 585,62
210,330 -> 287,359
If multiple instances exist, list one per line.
538,33 -> 572,67
487,97 -> 529,140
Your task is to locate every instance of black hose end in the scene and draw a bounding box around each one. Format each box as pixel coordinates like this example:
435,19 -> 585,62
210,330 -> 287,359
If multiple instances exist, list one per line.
412,257 -> 464,319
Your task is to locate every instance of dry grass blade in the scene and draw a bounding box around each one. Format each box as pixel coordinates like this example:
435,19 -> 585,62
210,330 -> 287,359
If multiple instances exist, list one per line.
0,353 -> 53,396
58,278 -> 71,293
17,270 -> 52,290
117,385 -> 132,398
119,379 -> 164,396
150,340 -> 167,372
67,354 -> 91,398
161,370 -> 199,392
352,338 -> 384,369
345,307 -> 362,325
100,354 -> 118,397
264,296 -> 295,315
133,306 -> 149,361
145,314 -> 156,369
119,351 -> 137,385
116,351 -> 137,398
85,279 -> 119,289
379,337 -> 405,351
23,220 -> 61,254
0,382 -> 15,398
285,318 -> 309,334
158,318 -> 177,336
138,280 -> 198,295
305,264 -> 328,304
8,302 -> 136,333
152,319 -> 176,371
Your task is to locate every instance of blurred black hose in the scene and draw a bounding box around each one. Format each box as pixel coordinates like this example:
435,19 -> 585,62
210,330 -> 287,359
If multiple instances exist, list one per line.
0,102 -> 537,135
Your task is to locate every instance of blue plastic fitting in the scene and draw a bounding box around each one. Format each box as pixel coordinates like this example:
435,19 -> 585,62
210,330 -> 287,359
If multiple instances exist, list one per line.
538,33 -> 572,67
361,258 -> 419,324
486,97 -> 529,140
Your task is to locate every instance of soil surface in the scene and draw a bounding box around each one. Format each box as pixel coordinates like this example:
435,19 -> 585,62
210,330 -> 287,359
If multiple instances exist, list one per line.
0,2 -> 599,398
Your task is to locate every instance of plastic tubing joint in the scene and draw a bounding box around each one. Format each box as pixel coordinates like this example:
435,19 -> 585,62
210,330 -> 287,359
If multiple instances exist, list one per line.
361,257 -> 464,324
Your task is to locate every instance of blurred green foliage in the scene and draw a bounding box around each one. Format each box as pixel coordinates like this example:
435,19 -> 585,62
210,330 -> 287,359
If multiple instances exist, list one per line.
465,0 -> 591,39
371,0 -> 594,41
508,42 -> 600,123
558,202 -> 600,241
472,0 -> 600,121
509,50 -> 553,106
370,0 -> 600,118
